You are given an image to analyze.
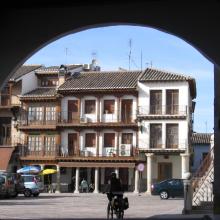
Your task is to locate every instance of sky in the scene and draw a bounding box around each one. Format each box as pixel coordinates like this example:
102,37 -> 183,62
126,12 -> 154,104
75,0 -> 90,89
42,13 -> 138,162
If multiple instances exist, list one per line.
25,25 -> 214,133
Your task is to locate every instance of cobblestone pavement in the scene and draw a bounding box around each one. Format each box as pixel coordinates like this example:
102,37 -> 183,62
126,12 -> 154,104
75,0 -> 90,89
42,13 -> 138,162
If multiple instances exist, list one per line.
0,193 -> 208,219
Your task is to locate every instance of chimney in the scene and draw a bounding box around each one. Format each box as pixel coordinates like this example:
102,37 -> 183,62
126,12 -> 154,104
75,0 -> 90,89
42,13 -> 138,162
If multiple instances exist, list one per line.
58,64 -> 67,86
89,59 -> 100,71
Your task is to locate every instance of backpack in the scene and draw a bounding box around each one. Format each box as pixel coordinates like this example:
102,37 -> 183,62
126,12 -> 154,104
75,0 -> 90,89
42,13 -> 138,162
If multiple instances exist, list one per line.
122,197 -> 129,210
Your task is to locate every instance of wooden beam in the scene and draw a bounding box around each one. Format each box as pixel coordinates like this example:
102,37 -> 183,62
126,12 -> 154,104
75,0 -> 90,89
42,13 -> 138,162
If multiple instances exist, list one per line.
58,162 -> 135,168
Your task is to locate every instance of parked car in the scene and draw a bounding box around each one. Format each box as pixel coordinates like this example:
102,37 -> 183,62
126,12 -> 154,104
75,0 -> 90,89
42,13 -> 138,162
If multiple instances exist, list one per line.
21,174 -> 44,197
0,172 -> 18,198
151,178 -> 184,199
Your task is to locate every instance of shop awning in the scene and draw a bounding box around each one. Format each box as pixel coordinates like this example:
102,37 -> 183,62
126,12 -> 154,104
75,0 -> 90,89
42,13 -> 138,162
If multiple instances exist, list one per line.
58,162 -> 135,168
0,147 -> 14,171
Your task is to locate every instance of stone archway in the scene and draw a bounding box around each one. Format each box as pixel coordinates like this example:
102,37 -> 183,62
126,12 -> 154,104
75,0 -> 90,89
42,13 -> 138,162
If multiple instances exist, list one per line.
1,0 -> 220,214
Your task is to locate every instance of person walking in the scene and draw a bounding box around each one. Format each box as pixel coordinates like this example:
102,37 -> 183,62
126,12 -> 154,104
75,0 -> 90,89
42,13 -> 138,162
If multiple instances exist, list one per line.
80,178 -> 88,193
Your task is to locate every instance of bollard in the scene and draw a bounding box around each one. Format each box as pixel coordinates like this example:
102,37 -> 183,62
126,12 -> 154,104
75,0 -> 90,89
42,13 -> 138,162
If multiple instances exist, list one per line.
182,174 -> 192,214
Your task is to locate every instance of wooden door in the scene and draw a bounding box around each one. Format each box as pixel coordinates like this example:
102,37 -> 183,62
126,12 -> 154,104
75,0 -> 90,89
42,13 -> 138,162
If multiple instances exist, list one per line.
121,99 -> 133,123
158,163 -> 172,181
68,100 -> 79,123
68,133 -> 78,156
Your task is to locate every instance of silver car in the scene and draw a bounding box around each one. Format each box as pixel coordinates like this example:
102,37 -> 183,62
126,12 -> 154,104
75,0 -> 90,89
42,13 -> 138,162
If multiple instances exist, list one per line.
21,174 -> 44,197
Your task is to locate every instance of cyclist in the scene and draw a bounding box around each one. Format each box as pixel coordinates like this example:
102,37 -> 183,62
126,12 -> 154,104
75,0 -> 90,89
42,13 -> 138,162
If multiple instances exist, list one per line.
105,172 -> 124,219
106,172 -> 123,202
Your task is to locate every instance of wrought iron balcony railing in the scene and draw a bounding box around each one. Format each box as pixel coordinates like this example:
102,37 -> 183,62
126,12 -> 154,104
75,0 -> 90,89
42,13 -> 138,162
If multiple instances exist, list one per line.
137,105 -> 187,116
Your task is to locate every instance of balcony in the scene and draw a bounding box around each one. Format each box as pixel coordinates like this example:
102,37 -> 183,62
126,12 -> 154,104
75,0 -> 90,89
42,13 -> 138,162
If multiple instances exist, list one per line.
141,139 -> 187,154
0,94 -> 11,107
19,144 -> 59,159
137,105 -> 187,119
19,144 -> 139,160
57,111 -> 137,128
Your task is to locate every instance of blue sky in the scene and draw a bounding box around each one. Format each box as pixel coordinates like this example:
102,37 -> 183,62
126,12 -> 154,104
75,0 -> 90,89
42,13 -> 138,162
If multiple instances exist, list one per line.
25,25 -> 214,133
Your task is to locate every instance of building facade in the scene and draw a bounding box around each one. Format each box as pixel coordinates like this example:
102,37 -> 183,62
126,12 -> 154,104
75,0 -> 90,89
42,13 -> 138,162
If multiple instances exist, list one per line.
191,132 -> 213,174
1,64 -> 196,193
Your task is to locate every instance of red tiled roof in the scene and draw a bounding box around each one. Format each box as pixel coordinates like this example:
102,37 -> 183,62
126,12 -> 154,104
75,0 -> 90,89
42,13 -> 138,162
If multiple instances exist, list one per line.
58,70 -> 142,91
191,133 -> 213,144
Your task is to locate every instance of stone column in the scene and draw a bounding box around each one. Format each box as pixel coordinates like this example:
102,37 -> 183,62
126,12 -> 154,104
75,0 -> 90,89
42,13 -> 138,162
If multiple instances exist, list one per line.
94,167 -> 99,193
180,153 -> 190,179
214,65 -> 220,214
146,153 -> 154,193
40,164 -> 45,186
133,168 -> 139,193
55,165 -> 61,193
74,167 -> 80,193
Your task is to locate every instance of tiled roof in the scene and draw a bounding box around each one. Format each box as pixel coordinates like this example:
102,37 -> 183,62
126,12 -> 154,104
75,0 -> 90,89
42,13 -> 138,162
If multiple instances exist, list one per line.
10,65 -> 42,80
58,70 -> 143,91
21,88 -> 57,98
35,64 -> 83,74
139,68 -> 193,81
0,147 -> 14,171
139,68 -> 196,98
191,133 -> 213,144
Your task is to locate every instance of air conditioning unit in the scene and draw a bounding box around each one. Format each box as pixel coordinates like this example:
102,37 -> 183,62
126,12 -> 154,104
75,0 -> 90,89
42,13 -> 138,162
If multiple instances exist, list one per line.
80,117 -> 88,123
119,144 -> 131,156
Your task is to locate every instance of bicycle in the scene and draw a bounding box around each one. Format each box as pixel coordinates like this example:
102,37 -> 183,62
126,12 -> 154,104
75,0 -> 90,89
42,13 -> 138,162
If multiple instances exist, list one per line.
107,193 -> 124,219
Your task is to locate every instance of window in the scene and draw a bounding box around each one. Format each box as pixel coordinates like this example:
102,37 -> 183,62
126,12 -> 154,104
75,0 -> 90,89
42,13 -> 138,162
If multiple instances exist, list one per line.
166,90 -> 179,114
166,124 -> 179,148
28,136 -> 42,152
122,133 -> 133,145
45,136 -> 56,152
104,133 -> 115,148
104,100 -> 115,114
150,124 -> 162,148
46,106 -> 56,121
28,107 -> 43,122
85,100 -> 96,114
85,133 -> 96,147
150,90 -> 162,114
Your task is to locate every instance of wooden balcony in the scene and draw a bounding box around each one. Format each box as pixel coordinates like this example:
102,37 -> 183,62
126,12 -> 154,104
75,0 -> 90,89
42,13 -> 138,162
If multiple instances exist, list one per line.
137,105 -> 187,119
19,145 -> 140,161
0,94 -> 11,108
18,111 -> 138,130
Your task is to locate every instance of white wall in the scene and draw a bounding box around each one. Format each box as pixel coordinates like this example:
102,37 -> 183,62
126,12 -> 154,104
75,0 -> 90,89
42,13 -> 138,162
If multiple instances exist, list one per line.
19,71 -> 38,94
61,94 -> 137,123
141,155 -> 182,180
138,120 -> 188,149
60,128 -> 137,157
137,81 -> 189,114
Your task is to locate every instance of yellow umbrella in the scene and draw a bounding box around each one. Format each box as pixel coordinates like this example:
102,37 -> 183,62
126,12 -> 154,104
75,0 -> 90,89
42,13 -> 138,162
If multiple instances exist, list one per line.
41,168 -> 57,175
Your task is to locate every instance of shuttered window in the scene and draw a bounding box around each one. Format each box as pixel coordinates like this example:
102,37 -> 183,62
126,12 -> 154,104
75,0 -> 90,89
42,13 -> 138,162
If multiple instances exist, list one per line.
104,133 -> 115,148
85,133 -> 96,147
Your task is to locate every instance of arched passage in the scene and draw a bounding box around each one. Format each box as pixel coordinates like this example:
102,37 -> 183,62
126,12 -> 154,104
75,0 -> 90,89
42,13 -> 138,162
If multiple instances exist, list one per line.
1,0 -> 220,215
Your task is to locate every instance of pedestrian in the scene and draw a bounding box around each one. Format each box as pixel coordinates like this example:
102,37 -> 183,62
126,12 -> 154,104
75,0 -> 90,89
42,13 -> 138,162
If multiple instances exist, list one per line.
80,178 -> 88,193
